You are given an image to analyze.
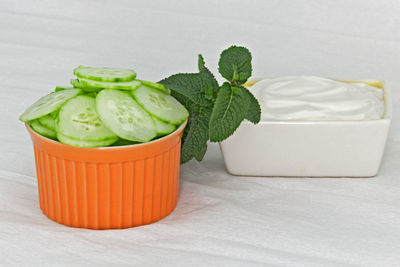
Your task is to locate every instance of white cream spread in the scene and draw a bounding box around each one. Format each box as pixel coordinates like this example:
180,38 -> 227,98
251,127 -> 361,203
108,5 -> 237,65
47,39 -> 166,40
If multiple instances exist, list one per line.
251,76 -> 384,121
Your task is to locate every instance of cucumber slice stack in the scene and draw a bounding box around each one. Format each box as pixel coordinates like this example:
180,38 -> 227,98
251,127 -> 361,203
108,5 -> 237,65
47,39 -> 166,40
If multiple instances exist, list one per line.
138,80 -> 171,94
30,119 -> 57,139
38,114 -> 56,131
57,95 -> 118,142
20,66 -> 188,148
132,85 -> 189,125
96,90 -> 157,142
19,89 -> 81,122
74,66 -> 137,82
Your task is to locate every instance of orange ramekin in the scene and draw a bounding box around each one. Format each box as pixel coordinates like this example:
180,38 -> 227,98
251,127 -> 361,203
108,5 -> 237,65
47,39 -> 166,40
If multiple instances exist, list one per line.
26,122 -> 186,230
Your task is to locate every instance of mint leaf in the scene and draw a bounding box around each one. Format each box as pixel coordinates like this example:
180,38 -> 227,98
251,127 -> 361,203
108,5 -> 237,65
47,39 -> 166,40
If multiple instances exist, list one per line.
195,143 -> 208,161
180,105 -> 213,163
240,85 -> 261,123
159,73 -> 214,107
198,54 -> 207,72
209,83 -> 247,142
218,46 -> 252,84
198,54 -> 219,96
159,45 -> 260,164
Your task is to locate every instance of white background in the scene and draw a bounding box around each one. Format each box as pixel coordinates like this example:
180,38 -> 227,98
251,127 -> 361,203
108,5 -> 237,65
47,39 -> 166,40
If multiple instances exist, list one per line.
1,0 -> 399,266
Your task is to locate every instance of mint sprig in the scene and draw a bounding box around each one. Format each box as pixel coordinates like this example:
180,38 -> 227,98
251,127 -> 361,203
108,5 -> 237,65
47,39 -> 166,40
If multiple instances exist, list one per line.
218,46 -> 252,84
158,73 -> 214,106
209,83 -> 247,142
159,45 -> 261,164
241,85 -> 262,124
181,104 -> 212,163
198,54 -> 219,95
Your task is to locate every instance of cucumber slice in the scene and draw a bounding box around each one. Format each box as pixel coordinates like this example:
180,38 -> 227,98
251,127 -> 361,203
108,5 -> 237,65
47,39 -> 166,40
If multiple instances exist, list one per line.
78,78 -> 142,90
96,90 -> 157,142
111,138 -> 138,146
138,80 -> 170,94
30,119 -> 57,139
38,114 -> 56,131
57,95 -> 117,141
70,79 -> 102,92
132,85 -> 189,125
19,89 -> 81,122
57,132 -> 117,148
55,86 -> 74,92
74,66 -> 136,82
152,116 -> 176,136
82,91 -> 98,98
49,111 -> 58,119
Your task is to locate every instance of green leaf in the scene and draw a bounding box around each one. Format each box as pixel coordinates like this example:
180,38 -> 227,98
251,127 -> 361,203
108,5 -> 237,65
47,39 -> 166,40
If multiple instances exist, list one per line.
180,105 -> 213,164
159,73 -> 214,107
198,54 -> 207,72
159,45 -> 258,163
218,46 -> 252,84
240,85 -> 261,124
198,54 -> 219,96
195,143 -> 208,162
209,83 -> 247,142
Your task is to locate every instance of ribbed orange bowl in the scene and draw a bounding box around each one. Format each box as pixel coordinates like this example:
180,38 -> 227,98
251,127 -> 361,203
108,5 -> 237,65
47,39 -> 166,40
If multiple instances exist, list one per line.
26,122 -> 186,230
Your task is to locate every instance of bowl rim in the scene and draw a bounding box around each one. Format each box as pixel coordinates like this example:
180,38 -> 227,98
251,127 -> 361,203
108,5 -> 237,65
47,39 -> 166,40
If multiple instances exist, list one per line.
26,119 -> 187,150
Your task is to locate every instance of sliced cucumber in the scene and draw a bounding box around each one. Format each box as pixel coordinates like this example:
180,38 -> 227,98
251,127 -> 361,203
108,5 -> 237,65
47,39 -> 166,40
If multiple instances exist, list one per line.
138,80 -> 171,94
57,132 -> 117,148
74,66 -> 136,82
49,111 -> 58,119
38,114 -> 56,131
70,79 -> 102,92
55,86 -> 74,92
57,95 -> 117,141
111,138 -> 138,146
30,119 -> 57,139
152,116 -> 176,136
19,89 -> 81,122
96,90 -> 157,142
132,85 -> 189,125
78,78 -> 142,90
82,91 -> 98,98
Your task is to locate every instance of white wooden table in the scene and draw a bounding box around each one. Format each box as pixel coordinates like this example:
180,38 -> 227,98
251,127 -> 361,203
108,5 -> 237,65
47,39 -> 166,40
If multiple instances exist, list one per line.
1,1 -> 399,266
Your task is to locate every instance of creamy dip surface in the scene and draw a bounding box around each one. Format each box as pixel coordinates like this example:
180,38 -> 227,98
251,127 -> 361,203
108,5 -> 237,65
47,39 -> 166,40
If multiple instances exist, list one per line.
251,76 -> 385,121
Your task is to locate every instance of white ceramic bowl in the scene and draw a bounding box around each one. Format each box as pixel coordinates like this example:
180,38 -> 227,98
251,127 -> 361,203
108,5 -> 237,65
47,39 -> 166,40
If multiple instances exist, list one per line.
220,80 -> 392,177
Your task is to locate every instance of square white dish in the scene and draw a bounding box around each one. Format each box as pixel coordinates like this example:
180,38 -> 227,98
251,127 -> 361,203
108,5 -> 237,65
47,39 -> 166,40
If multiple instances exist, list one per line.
220,80 -> 392,177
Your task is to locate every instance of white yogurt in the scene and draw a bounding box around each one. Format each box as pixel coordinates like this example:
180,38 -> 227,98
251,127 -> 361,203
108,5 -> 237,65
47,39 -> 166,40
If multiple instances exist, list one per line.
251,76 -> 384,121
